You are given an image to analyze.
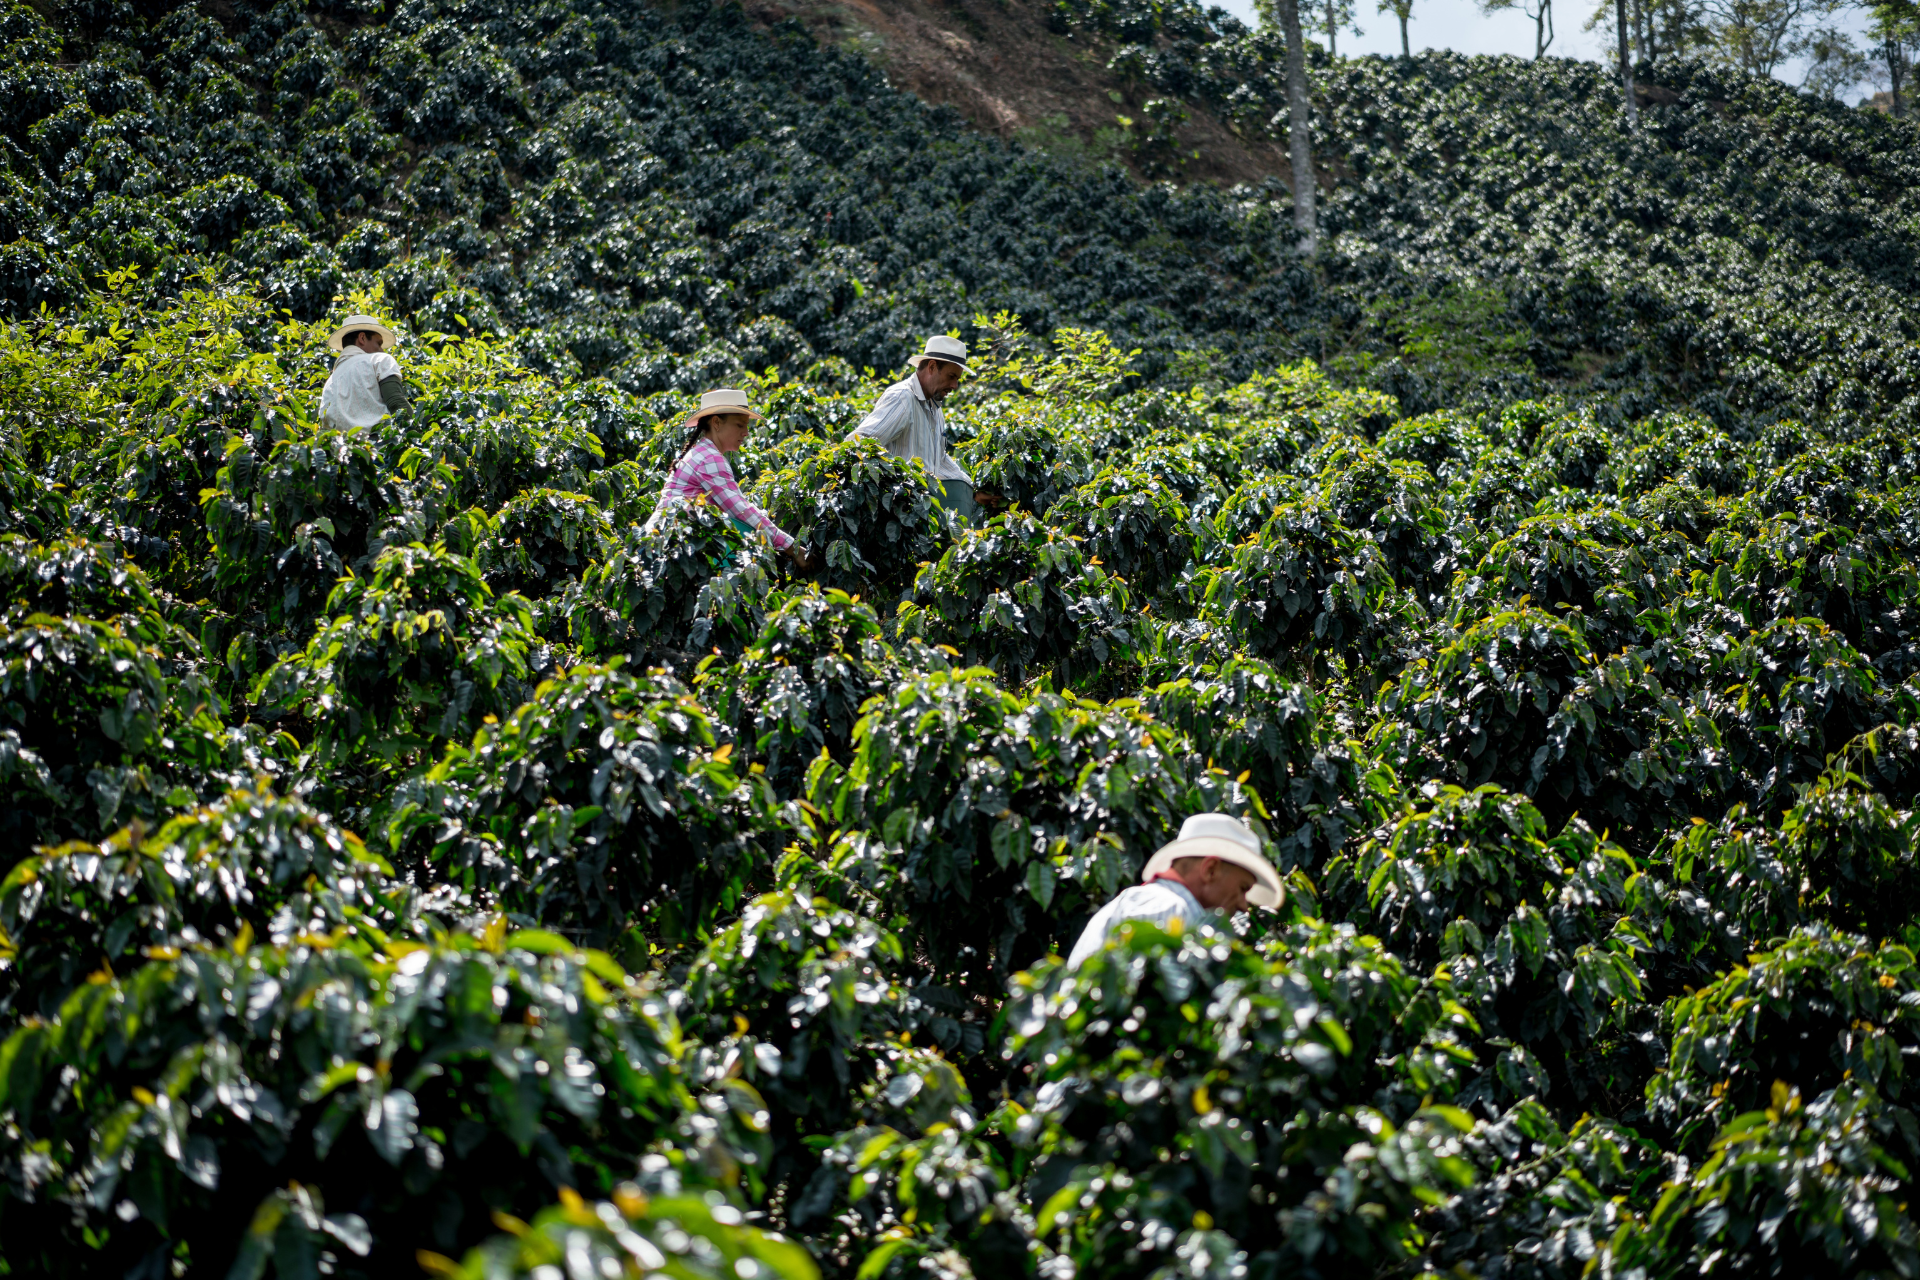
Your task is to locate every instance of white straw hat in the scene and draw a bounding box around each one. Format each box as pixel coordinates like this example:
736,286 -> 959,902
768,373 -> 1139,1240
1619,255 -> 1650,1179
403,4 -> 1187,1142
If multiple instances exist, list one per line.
906,335 -> 969,369
326,314 -> 399,353
1139,813 -> 1284,909
685,388 -> 764,426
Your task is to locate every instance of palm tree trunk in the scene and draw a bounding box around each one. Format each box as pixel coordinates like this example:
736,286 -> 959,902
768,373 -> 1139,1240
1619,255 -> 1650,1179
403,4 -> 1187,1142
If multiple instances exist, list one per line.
1276,0 -> 1319,255
1399,10 -> 1410,54
1326,0 -> 1337,55
1892,39 -> 1907,119
1615,0 -> 1638,130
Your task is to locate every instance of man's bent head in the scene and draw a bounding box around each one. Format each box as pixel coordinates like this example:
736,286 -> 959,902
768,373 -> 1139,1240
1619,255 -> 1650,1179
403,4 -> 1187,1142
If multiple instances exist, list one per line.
916,357 -> 963,402
1164,855 -> 1259,913
1139,813 -> 1283,911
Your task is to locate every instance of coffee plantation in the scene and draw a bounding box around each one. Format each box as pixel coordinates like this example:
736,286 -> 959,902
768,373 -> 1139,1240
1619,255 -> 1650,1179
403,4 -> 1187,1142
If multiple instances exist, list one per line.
7,0 -> 1920,1274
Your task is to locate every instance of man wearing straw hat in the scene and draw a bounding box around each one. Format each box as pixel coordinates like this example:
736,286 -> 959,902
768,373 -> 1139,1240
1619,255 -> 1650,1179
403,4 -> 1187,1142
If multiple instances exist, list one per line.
849,335 -> 1002,523
1066,813 -> 1284,969
319,314 -> 409,432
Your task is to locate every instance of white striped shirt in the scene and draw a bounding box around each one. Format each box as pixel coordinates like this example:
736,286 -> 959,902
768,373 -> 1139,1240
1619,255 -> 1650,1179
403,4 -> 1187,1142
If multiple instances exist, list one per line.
850,374 -> 971,483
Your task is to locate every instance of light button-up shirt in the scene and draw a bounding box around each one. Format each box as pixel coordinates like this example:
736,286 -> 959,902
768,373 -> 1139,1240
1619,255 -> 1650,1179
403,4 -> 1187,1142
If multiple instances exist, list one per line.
319,349 -> 402,432
850,373 -> 971,483
1067,879 -> 1208,968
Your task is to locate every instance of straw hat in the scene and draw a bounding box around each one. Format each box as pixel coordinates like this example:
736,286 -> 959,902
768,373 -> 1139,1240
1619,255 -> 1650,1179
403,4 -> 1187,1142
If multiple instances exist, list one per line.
326,314 -> 400,353
685,388 -> 764,427
906,335 -> 969,369
1139,813 -> 1284,908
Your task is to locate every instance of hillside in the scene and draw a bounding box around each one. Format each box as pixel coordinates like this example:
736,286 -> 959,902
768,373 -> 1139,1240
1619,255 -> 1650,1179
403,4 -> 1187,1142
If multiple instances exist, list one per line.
4,0 -> 1919,414
730,0 -> 1289,184
6,1 -> 1920,1279
0,0 -> 1317,384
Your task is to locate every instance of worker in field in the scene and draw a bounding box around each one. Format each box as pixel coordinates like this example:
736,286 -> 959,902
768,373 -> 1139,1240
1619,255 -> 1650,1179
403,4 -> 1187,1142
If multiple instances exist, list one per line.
850,335 -> 1003,523
319,314 -> 409,431
646,388 -> 815,570
1066,813 -> 1284,969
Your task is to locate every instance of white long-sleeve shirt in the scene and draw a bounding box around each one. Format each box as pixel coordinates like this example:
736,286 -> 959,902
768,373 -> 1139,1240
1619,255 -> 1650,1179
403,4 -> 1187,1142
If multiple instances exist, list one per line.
1067,880 -> 1208,968
319,349 -> 402,432
849,374 -> 971,483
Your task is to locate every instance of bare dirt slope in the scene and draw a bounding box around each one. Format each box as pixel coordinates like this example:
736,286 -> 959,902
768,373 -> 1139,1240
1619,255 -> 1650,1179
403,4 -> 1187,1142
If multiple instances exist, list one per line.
733,0 -> 1296,187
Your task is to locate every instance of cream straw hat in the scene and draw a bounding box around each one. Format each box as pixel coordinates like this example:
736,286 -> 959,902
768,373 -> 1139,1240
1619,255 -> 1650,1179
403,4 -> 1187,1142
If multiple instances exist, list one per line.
685,388 -> 764,427
326,314 -> 400,353
906,335 -> 969,369
1138,813 -> 1284,908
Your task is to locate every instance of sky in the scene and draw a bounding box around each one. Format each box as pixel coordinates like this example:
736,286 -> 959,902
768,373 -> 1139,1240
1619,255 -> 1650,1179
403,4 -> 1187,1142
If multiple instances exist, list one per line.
1207,0 -> 1887,101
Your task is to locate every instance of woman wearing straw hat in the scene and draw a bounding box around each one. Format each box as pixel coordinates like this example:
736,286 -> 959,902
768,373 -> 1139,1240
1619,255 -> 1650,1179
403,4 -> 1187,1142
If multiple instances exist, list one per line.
318,314 -> 409,432
644,388 -> 814,570
1066,813 -> 1284,968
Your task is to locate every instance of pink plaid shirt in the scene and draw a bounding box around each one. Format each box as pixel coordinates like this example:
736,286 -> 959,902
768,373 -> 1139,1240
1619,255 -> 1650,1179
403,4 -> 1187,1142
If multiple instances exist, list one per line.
652,438 -> 792,549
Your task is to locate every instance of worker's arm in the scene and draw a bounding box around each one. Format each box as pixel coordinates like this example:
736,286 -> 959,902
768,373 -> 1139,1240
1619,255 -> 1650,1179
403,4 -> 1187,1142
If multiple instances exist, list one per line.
850,386 -> 911,447
379,375 -> 410,414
